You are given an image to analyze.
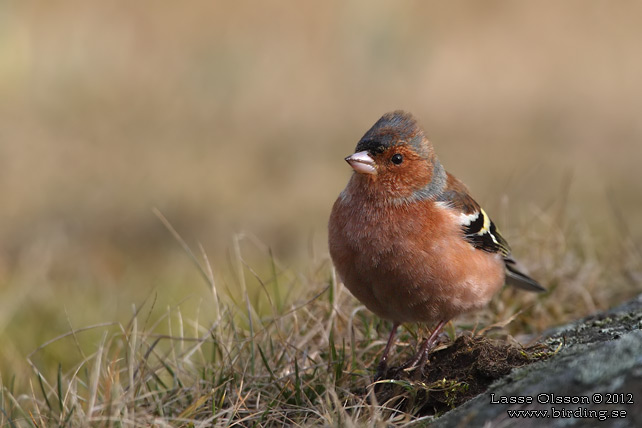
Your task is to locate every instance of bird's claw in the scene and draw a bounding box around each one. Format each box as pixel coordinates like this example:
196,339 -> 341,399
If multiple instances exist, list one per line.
374,359 -> 389,381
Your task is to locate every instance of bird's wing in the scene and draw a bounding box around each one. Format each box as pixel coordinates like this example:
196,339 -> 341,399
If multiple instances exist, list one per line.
436,179 -> 511,257
436,173 -> 545,292
504,256 -> 546,292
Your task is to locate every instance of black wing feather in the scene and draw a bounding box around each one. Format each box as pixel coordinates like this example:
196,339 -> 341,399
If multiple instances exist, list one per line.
437,184 -> 545,293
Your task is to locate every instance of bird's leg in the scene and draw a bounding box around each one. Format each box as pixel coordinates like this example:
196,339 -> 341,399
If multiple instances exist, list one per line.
375,322 -> 399,380
402,320 -> 448,372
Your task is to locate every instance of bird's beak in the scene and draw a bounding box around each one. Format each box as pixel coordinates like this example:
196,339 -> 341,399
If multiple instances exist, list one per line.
345,151 -> 376,175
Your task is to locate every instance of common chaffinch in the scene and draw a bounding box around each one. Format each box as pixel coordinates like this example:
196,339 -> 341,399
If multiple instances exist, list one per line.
328,110 -> 544,377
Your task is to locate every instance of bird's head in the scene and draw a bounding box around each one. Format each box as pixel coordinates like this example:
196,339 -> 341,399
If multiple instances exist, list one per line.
345,110 -> 446,202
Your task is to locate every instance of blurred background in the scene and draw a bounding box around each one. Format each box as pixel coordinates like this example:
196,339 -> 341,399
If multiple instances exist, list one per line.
1,1 -> 641,384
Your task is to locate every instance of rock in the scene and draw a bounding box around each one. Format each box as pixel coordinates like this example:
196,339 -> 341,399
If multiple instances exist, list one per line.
431,293 -> 642,428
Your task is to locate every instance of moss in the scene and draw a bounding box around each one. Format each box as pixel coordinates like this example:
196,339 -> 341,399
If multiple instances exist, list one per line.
373,334 -> 553,417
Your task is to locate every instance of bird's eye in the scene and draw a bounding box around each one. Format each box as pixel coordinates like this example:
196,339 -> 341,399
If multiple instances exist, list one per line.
391,153 -> 403,165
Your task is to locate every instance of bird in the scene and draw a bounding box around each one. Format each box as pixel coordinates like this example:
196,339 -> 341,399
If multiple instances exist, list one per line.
328,110 -> 545,377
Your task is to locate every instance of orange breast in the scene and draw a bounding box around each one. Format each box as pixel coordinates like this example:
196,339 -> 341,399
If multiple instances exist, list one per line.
328,192 -> 505,324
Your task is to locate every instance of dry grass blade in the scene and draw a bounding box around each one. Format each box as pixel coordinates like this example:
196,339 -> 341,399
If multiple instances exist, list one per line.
153,207 -> 215,292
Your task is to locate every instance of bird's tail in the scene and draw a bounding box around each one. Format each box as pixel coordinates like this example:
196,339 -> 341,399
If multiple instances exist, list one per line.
504,257 -> 546,292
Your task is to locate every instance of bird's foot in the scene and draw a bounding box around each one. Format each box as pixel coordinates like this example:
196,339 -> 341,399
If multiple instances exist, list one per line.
400,345 -> 430,374
374,359 -> 389,381
401,320 -> 448,375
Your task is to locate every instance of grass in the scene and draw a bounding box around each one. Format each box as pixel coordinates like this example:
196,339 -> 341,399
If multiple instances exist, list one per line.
0,238 -> 392,426
1,200 -> 639,427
